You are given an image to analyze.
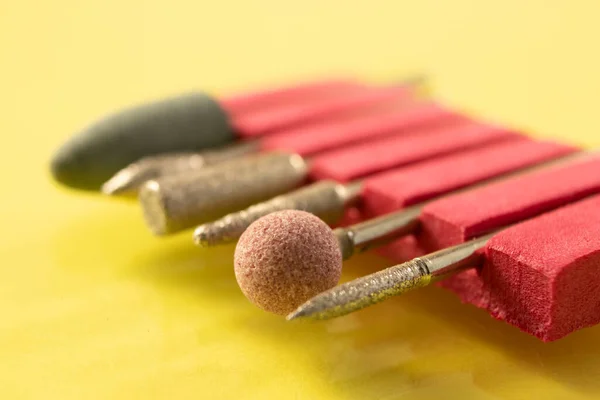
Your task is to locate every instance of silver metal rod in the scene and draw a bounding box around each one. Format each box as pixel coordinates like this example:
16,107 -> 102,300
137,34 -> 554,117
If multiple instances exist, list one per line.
332,148 -> 599,259
102,141 -> 260,196
286,233 -> 493,321
194,180 -> 363,246
194,146 -> 592,246
334,205 -> 422,259
139,152 -> 309,235
285,150 -> 600,321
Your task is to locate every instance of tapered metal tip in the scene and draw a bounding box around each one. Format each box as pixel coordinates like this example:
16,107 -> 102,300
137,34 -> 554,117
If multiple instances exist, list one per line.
285,259 -> 433,321
101,153 -> 212,197
191,180 -> 358,248
101,168 -> 139,196
285,292 -> 342,321
192,225 -> 211,247
285,307 -> 313,321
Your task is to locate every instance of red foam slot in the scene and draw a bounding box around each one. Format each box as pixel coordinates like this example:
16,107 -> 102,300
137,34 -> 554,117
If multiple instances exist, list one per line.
482,195 -> 600,341
400,154 -> 600,340
260,102 -> 461,157
309,120 -> 521,183
232,85 -> 416,138
219,79 -> 368,117
419,153 -> 600,251
363,139 -> 577,218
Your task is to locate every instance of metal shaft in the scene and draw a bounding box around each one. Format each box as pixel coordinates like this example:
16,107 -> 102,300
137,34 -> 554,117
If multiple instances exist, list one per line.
332,148 -> 598,259
139,152 -> 309,235
194,180 -> 363,246
334,205 -> 422,259
102,141 -> 259,196
286,234 -> 492,321
284,150 -> 600,321
194,146 -> 591,246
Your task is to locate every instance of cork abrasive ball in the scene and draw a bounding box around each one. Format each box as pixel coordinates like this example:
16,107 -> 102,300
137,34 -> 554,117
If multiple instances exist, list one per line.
234,210 -> 343,316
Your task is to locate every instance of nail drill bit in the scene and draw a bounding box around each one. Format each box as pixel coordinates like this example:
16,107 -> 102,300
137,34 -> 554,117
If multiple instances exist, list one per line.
286,233 -> 494,321
139,99 -> 453,235
51,92 -> 233,191
337,149 -> 593,261
50,77 -> 379,191
231,150 -> 599,317
194,140 -> 583,247
234,210 -> 343,315
139,152 -> 309,235
102,82 -> 421,197
229,205 -> 438,316
139,102 -> 462,235
287,152 -> 600,321
289,192 -> 600,327
101,141 -> 259,196
194,180 -> 363,246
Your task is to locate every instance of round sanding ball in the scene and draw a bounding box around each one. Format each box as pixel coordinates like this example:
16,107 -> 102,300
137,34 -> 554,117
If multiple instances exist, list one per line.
51,92 -> 234,191
234,210 -> 343,316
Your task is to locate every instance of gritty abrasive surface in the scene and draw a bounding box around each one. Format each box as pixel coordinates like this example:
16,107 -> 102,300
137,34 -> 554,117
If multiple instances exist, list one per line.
51,92 -> 233,191
234,210 -> 343,315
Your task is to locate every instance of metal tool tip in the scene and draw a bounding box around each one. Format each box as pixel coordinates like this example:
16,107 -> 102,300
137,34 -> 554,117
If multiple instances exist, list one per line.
285,297 -> 335,321
192,224 -> 212,247
101,169 -> 138,196
285,307 -> 312,321
139,180 -> 169,235
287,259 -> 434,321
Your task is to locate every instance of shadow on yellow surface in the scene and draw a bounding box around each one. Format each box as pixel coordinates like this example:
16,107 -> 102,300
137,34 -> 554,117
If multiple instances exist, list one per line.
44,205 -> 600,399
4,0 -> 600,398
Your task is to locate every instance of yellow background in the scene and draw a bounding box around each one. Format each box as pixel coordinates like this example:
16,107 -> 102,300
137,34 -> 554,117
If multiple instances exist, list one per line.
2,1 -> 600,398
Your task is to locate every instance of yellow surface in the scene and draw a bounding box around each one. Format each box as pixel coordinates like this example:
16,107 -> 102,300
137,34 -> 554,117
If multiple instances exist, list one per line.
2,1 -> 600,398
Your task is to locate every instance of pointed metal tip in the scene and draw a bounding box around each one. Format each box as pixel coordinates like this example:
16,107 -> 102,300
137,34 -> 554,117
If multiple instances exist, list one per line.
101,169 -> 139,196
285,306 -> 312,322
192,225 -> 211,247
102,157 -> 166,197
285,298 -> 334,321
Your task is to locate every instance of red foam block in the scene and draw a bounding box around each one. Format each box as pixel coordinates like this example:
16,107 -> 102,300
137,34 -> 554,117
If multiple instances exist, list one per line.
219,78 -> 368,117
260,102 -> 461,157
309,120 -> 521,183
482,195 -> 600,341
410,154 -> 600,340
363,139 -> 577,218
233,85 -> 416,138
371,140 -> 578,263
419,154 -> 600,251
